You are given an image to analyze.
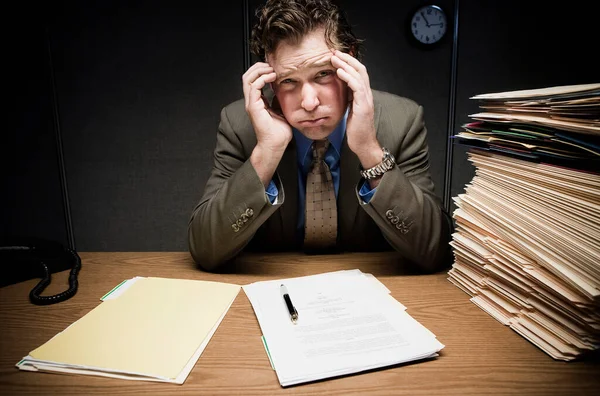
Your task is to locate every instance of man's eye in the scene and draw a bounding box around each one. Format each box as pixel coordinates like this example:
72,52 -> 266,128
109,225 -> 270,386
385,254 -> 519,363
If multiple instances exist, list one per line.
280,78 -> 293,84
317,71 -> 333,78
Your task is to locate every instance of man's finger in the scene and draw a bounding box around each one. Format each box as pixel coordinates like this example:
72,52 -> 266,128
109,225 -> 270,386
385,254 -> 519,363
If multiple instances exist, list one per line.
247,72 -> 277,107
243,65 -> 274,85
242,63 -> 274,97
331,55 -> 362,85
334,50 -> 370,86
336,68 -> 364,100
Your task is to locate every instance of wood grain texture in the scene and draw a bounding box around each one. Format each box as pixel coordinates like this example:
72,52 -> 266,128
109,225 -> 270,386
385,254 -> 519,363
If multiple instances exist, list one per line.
0,252 -> 598,395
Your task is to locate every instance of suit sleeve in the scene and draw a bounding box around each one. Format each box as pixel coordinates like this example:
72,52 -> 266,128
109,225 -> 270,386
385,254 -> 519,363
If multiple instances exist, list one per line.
358,100 -> 453,273
187,105 -> 283,271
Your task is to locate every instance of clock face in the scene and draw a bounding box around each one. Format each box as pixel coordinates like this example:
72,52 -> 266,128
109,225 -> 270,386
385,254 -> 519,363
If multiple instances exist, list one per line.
411,5 -> 447,45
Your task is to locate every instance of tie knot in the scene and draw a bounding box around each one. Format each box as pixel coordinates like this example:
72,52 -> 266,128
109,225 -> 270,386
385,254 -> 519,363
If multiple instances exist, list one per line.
312,139 -> 329,162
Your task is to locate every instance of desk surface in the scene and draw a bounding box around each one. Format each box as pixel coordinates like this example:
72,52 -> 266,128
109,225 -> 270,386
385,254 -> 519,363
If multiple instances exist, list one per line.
0,252 -> 598,395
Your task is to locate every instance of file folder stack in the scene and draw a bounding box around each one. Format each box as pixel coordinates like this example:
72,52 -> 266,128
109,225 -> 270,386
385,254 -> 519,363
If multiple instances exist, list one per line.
448,83 -> 600,361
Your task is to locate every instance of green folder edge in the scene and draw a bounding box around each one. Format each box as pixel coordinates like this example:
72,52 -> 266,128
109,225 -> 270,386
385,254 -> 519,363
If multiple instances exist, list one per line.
100,279 -> 129,300
261,336 -> 275,370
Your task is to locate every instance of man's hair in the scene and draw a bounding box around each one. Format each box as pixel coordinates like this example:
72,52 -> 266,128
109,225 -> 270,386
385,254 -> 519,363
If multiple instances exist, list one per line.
249,0 -> 364,61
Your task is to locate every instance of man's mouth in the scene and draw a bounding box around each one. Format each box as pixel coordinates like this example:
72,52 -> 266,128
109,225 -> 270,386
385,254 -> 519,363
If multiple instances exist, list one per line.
299,117 -> 327,126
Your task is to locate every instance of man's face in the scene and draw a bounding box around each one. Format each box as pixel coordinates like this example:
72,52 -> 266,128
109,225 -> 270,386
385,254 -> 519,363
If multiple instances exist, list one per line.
267,28 -> 349,140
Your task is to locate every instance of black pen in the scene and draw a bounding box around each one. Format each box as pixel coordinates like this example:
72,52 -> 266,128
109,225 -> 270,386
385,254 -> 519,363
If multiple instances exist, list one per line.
280,284 -> 298,324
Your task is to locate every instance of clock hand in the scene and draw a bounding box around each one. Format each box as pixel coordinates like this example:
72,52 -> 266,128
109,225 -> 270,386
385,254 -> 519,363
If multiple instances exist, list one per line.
420,12 -> 430,27
429,23 -> 443,26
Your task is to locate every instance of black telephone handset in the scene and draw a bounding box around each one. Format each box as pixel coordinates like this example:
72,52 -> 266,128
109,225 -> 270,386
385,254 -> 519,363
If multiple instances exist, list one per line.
0,236 -> 81,305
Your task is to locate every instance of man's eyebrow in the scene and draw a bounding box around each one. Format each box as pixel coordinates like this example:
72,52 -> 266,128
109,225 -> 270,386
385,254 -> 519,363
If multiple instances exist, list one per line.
277,59 -> 333,80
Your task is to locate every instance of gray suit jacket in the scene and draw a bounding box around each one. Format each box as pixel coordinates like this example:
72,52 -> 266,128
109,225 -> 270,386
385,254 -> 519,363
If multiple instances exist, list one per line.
188,89 -> 453,272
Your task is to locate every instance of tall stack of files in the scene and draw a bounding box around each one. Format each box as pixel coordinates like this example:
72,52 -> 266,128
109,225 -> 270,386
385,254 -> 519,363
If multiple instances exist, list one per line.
448,82 -> 600,361
243,269 -> 444,387
16,276 -> 241,383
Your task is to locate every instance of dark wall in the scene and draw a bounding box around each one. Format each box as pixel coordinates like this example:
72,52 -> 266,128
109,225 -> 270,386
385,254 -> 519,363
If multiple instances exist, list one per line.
50,0 -> 245,251
5,0 -> 598,252
3,6 -> 70,245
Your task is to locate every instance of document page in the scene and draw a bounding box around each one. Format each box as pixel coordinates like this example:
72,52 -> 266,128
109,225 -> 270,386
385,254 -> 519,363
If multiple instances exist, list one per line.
243,270 -> 443,387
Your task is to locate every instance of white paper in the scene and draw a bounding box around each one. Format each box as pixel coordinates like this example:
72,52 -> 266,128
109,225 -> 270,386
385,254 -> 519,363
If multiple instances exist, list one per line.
243,270 -> 443,387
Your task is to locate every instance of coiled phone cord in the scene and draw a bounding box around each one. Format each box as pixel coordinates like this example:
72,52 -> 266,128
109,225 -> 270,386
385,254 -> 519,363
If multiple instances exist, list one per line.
29,247 -> 82,305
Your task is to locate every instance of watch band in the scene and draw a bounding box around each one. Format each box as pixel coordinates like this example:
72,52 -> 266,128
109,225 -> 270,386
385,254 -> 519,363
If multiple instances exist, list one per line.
360,147 -> 396,180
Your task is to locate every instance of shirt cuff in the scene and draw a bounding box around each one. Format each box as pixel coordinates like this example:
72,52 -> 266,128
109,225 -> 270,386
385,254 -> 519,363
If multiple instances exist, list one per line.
358,180 -> 376,203
266,180 -> 279,204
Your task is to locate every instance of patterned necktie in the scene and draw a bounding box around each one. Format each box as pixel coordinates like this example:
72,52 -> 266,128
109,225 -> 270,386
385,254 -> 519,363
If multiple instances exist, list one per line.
304,139 -> 337,249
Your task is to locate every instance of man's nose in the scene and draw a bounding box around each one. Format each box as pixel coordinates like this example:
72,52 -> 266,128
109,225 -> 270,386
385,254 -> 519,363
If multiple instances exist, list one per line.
301,84 -> 320,111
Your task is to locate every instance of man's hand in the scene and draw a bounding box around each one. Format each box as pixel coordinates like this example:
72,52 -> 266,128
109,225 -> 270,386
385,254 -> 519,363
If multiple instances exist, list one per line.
242,62 -> 292,187
331,51 -> 384,185
243,62 -> 293,153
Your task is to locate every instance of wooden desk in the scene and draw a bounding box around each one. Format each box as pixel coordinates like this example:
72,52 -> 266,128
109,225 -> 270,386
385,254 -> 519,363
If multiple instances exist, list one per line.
0,252 -> 598,395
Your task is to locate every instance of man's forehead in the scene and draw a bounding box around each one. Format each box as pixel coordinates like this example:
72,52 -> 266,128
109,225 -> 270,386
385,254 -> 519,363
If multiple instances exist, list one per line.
269,50 -> 333,78
266,28 -> 336,76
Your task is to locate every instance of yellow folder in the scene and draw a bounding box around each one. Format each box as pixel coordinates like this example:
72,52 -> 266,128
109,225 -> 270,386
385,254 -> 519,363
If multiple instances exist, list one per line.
18,277 -> 240,383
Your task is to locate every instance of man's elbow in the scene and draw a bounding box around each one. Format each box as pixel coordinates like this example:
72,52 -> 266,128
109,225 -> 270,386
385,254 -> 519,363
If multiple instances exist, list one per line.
188,227 -> 225,273
421,243 -> 453,274
189,248 -> 223,273
420,216 -> 454,274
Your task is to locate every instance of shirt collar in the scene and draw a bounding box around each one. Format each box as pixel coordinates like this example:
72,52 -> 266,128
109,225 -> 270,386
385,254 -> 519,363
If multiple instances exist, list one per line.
293,107 -> 349,167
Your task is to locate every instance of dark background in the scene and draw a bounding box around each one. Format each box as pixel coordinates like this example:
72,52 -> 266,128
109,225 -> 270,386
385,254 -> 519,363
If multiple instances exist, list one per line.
3,0 -> 598,252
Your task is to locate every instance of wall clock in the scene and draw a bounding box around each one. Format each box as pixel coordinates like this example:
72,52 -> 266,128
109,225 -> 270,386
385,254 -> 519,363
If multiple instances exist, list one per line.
410,5 -> 448,46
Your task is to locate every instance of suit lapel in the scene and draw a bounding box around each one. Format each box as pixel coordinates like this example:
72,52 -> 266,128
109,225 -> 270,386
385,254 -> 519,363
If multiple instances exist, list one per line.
337,138 -> 361,237
338,98 -> 383,239
277,139 -> 299,244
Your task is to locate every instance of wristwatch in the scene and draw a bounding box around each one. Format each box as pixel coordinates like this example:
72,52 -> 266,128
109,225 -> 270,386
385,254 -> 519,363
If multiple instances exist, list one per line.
360,147 -> 396,180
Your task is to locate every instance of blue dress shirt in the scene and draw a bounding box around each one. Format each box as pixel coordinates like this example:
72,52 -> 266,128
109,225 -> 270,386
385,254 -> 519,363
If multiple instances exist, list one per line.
265,109 -> 376,232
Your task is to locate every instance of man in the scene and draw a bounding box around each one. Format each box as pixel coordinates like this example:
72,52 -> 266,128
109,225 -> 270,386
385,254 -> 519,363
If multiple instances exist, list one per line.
188,0 -> 453,272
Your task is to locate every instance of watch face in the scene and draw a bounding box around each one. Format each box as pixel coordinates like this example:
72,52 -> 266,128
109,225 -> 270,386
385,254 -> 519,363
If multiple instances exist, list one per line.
411,5 -> 447,45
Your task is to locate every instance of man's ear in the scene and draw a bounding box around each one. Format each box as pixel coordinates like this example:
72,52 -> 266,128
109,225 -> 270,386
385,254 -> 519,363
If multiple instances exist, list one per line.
261,83 -> 280,113
263,82 -> 275,99
348,45 -> 356,57
271,93 -> 283,116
